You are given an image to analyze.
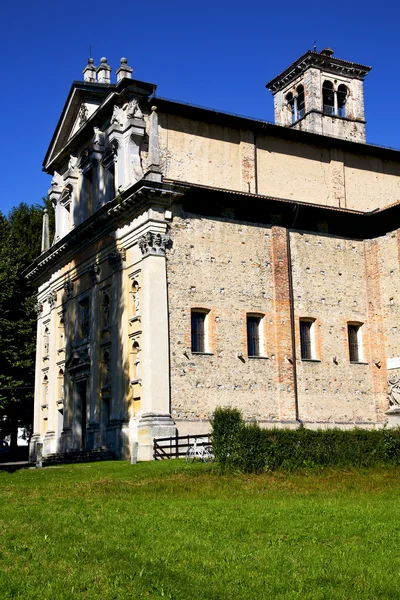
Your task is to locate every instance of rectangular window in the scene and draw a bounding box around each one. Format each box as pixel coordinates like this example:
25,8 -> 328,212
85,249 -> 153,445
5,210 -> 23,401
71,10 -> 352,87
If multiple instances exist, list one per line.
247,315 -> 262,357
348,324 -> 362,362
300,319 -> 314,360
191,310 -> 207,353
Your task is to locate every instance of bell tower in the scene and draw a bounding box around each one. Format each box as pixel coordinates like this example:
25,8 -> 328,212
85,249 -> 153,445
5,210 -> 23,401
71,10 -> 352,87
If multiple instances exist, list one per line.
266,48 -> 371,143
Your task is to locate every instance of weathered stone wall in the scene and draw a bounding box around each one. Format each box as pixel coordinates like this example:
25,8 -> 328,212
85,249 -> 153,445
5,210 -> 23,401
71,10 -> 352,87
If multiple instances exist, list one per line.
290,232 -> 385,425
167,214 -> 391,432
167,212 -> 285,431
159,113 -> 400,212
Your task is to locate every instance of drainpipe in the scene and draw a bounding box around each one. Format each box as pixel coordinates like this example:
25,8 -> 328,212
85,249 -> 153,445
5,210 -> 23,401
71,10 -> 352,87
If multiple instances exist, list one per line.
286,228 -> 302,428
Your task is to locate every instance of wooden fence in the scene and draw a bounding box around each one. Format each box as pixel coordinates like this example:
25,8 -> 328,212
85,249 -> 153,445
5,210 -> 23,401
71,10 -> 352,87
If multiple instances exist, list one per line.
153,433 -> 212,460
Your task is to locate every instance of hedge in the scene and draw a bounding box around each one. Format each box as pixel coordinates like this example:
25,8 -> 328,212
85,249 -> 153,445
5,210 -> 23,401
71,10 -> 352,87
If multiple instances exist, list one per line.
210,407 -> 400,473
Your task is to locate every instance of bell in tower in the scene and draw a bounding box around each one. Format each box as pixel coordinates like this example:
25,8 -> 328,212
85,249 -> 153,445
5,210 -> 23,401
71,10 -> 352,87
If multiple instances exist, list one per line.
266,48 -> 371,143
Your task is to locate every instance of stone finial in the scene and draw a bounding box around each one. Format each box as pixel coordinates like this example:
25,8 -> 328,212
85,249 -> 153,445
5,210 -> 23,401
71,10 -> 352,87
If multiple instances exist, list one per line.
320,48 -> 334,57
83,58 -> 96,82
97,57 -> 112,84
116,57 -> 133,83
41,209 -> 50,253
144,106 -> 162,182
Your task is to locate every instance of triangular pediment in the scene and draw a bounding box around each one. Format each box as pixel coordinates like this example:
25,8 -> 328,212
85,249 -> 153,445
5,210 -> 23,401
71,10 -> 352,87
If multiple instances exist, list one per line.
43,82 -> 114,171
65,348 -> 91,372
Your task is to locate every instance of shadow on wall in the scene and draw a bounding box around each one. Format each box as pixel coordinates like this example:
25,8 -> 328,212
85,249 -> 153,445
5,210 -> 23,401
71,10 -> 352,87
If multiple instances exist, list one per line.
57,229 -> 130,458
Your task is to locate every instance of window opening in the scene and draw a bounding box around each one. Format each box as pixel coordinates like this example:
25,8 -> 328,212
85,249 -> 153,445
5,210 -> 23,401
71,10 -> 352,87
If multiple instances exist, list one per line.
247,315 -> 262,357
286,92 -> 296,124
297,85 -> 305,119
300,320 -> 314,360
337,84 -> 348,117
191,310 -> 207,353
322,80 -> 335,115
348,324 -> 362,362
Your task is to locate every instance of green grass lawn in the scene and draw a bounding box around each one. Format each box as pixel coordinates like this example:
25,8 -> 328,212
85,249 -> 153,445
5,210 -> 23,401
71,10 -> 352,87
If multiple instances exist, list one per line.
1,461 -> 399,599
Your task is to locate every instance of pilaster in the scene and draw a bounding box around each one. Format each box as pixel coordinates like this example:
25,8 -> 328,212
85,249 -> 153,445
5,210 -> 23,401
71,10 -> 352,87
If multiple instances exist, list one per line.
271,226 -> 297,422
136,230 -> 176,460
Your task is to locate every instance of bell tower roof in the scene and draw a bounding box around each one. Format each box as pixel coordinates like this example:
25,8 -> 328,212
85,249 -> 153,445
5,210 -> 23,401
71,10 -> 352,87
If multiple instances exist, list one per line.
266,49 -> 371,93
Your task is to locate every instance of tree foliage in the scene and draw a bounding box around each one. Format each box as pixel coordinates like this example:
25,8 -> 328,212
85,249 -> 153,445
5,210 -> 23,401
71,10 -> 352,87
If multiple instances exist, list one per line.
0,200 -> 54,448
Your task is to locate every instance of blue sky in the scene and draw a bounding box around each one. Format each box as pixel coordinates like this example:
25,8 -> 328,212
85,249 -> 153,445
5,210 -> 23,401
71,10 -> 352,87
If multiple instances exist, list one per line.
1,0 -> 399,215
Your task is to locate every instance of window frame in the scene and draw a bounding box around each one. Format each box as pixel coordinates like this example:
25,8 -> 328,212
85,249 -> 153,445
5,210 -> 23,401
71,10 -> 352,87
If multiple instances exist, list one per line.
191,309 -> 209,354
299,318 -> 316,361
246,314 -> 264,357
348,322 -> 364,363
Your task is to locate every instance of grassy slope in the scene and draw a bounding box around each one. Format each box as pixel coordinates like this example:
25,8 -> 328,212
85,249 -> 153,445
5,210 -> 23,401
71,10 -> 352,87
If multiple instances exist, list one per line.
1,461 -> 399,599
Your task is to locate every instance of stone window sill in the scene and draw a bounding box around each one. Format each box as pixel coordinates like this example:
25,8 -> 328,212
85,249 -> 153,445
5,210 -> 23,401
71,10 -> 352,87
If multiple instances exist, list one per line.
191,352 -> 214,356
129,316 -> 141,324
350,361 -> 369,365
248,355 -> 269,360
301,359 -> 321,363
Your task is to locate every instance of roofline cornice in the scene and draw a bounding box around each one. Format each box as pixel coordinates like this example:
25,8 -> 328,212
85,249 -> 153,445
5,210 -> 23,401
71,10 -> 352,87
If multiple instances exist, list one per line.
24,179 -> 187,284
25,179 -> 400,286
266,50 -> 371,93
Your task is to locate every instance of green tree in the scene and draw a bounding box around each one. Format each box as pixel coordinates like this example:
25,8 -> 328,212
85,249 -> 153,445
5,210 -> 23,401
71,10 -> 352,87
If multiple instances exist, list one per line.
0,200 -> 54,451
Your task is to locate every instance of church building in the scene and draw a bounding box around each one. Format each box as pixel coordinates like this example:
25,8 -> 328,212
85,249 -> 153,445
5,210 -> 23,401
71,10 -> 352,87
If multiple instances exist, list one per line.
26,49 -> 400,461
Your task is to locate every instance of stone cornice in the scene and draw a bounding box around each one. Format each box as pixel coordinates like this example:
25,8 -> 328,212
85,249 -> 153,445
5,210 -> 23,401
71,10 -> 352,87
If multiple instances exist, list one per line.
23,180 -> 187,284
266,50 -> 371,93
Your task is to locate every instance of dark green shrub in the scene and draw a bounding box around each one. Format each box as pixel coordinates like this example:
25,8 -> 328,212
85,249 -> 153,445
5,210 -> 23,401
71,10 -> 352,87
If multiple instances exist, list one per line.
210,407 -> 243,467
210,406 -> 400,473
237,424 -> 268,473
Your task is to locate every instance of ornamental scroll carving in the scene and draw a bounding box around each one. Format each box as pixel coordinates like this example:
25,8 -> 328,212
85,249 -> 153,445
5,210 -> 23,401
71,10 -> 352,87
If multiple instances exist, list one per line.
126,98 -> 143,120
35,302 -> 43,316
88,263 -> 100,284
388,375 -> 400,406
138,232 -> 172,257
64,280 -> 74,299
47,291 -> 57,309
78,104 -> 88,127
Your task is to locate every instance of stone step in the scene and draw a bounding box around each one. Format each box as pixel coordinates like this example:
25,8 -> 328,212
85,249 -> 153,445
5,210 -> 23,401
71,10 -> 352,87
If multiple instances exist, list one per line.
42,448 -> 116,466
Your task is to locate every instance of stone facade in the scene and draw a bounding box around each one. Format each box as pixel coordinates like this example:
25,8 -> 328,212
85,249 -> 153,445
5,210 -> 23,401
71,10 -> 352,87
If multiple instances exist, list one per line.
26,51 -> 400,461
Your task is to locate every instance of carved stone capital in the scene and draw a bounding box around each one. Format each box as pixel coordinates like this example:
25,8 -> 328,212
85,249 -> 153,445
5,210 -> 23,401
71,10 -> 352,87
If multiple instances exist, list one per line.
63,280 -> 74,299
47,291 -> 57,309
88,263 -> 100,284
138,232 -> 172,257
107,249 -> 126,272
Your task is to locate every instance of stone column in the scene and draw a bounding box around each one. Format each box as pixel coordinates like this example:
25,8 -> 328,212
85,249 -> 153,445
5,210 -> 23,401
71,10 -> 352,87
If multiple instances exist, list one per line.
137,231 -> 176,460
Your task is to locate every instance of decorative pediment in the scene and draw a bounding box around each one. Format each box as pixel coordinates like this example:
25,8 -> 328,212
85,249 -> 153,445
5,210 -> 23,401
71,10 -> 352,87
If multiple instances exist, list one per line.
43,84 -> 111,171
59,184 -> 73,206
65,349 -> 91,374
